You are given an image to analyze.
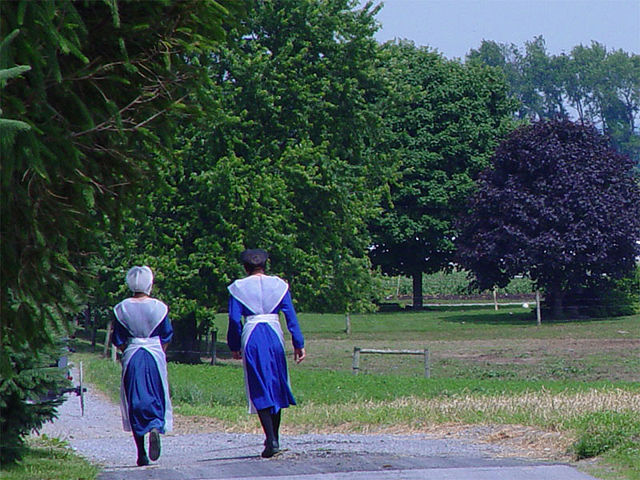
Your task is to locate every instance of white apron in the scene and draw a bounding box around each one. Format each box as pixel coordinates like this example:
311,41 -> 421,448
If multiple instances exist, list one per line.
114,298 -> 173,432
240,314 -> 287,413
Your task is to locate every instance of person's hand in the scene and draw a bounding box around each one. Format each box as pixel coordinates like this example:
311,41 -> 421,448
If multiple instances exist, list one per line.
294,347 -> 306,364
232,350 -> 242,360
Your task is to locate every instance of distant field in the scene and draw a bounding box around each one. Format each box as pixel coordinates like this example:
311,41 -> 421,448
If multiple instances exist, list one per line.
235,309 -> 639,382
376,271 -> 534,299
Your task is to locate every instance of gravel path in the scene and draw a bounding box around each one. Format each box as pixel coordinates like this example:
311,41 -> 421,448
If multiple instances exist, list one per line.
37,377 -> 596,480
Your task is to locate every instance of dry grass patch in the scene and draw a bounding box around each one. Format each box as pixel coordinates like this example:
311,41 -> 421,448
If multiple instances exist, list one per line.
289,388 -> 640,426
287,388 -> 638,460
428,423 -> 573,461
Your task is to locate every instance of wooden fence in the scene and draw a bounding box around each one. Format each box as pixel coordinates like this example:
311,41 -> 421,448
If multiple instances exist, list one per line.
352,347 -> 430,378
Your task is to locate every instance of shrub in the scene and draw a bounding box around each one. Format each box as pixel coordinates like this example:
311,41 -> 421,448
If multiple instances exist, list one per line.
0,343 -> 69,464
571,411 -> 640,460
571,266 -> 640,318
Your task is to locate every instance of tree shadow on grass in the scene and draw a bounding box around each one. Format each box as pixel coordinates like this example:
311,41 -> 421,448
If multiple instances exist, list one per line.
442,311 -> 536,325
68,335 -> 104,354
442,310 -> 624,326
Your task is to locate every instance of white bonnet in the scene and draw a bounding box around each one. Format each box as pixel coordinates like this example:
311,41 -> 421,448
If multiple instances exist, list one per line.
126,265 -> 154,295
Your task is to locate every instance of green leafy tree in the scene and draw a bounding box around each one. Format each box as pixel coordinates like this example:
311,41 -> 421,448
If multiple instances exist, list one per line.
521,37 -> 568,118
0,0 -> 241,462
467,39 -> 532,120
369,41 -> 516,307
100,0 -> 389,345
591,45 -> 640,159
468,38 -> 640,163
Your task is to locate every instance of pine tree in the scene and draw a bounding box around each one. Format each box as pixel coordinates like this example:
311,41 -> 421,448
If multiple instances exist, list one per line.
0,0 -> 242,462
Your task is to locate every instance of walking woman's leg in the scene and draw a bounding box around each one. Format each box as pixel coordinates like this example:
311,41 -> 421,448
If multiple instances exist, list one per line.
272,410 -> 281,445
258,408 -> 280,458
134,433 -> 149,466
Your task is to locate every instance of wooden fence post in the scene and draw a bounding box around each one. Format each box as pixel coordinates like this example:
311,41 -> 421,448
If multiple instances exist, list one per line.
536,290 -> 542,326
423,348 -> 430,378
89,305 -> 97,351
210,329 -> 217,365
345,313 -> 351,335
352,347 -> 361,374
493,287 -> 499,310
103,320 -> 113,358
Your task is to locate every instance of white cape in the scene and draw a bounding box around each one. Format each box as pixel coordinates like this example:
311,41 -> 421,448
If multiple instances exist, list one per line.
228,275 -> 288,314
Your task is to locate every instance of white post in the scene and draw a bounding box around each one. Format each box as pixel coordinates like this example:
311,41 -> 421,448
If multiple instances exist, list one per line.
493,286 -> 499,310
536,290 -> 542,326
345,313 -> 351,335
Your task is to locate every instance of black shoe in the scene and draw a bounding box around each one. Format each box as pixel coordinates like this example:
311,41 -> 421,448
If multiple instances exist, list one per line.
149,428 -> 161,461
261,440 -> 281,458
137,455 -> 150,467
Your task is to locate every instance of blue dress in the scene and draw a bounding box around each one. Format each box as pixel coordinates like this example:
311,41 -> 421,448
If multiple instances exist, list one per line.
228,284 -> 304,414
112,312 -> 173,436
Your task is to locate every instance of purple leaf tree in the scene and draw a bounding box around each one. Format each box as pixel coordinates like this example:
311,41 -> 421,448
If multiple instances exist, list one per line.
456,118 -> 640,318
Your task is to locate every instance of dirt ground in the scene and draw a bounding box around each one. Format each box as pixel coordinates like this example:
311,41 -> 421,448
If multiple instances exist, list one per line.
433,338 -> 639,379
435,338 -> 638,358
319,337 -> 640,381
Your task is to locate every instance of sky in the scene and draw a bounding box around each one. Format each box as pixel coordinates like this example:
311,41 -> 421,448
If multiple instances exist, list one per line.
366,0 -> 640,59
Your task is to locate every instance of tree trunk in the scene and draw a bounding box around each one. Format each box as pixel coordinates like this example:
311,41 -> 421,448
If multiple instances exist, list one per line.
169,311 -> 201,364
412,270 -> 423,309
88,305 -> 97,352
551,289 -> 564,319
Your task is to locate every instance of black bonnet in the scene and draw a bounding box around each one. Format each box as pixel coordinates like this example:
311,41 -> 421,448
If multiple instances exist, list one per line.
240,248 -> 269,266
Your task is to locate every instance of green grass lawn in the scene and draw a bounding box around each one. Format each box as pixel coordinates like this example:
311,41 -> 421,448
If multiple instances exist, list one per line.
0,436 -> 99,480
71,308 -> 639,479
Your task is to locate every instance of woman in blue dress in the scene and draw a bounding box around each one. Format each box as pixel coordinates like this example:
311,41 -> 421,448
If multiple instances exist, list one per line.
112,266 -> 173,466
227,249 -> 306,458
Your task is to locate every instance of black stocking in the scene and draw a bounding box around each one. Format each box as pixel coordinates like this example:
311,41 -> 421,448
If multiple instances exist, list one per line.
272,410 -> 281,444
134,433 -> 146,458
134,433 -> 150,466
258,408 -> 281,457
257,408 -> 276,446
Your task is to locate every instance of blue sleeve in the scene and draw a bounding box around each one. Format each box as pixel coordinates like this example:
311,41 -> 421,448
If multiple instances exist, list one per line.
151,316 -> 173,344
279,292 -> 304,349
227,296 -> 244,352
111,318 -> 130,347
